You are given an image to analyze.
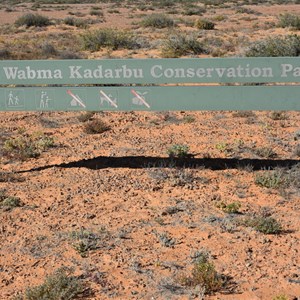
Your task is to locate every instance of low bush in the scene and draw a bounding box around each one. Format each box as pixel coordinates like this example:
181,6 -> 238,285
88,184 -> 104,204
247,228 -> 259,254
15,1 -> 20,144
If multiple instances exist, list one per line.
77,111 -> 96,123
90,8 -> 103,17
278,13 -> 300,30
0,49 -> 11,59
255,170 -> 284,189
64,17 -> 89,28
195,18 -> 215,30
3,133 -> 55,161
167,144 -> 190,158
242,216 -> 282,234
0,190 -> 22,209
15,13 -> 51,27
161,33 -> 208,58
178,256 -> 225,294
183,6 -> 206,16
216,201 -> 241,214
81,29 -> 141,51
245,34 -> 300,57
141,13 -> 175,28
14,267 -> 84,300
83,119 -> 110,134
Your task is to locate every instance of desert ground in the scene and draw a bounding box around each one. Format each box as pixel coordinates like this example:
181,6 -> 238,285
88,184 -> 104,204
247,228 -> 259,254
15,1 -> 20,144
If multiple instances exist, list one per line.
0,1 -> 299,300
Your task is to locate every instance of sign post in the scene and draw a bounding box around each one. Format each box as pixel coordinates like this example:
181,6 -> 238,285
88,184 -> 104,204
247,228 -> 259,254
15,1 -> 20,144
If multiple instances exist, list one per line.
1,57 -> 299,111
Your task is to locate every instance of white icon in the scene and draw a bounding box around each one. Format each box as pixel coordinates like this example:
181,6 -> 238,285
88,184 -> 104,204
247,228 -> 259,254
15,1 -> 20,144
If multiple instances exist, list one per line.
100,90 -> 118,108
8,92 -> 17,105
7,91 -> 21,107
39,91 -> 51,109
67,90 -> 86,108
131,89 -> 150,108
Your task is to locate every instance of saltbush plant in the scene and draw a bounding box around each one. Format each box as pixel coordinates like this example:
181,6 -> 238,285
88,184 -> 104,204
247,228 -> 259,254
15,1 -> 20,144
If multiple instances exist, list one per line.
178,255 -> 225,294
83,119 -> 110,134
15,13 -> 51,27
255,170 -> 284,189
245,34 -> 300,57
0,190 -> 22,209
14,267 -> 84,300
195,18 -> 215,30
242,216 -> 282,234
161,33 -> 208,58
278,13 -> 300,30
141,13 -> 175,28
3,133 -> 55,161
167,144 -> 190,158
81,28 -> 141,51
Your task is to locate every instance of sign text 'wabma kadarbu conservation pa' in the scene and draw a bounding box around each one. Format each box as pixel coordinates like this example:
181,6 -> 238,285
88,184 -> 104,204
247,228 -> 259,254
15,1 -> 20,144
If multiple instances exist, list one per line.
0,57 -> 299,111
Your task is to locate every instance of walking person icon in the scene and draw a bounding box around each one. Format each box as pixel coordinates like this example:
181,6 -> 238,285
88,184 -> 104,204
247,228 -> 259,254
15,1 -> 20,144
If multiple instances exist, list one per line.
8,91 -> 14,106
6,90 -> 24,108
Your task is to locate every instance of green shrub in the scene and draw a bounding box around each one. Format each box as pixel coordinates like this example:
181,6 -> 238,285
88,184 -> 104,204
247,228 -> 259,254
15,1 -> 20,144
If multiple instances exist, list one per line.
3,133 -> 55,161
167,144 -> 190,158
141,13 -> 175,28
15,13 -> 51,27
216,201 -> 241,214
81,28 -> 141,51
278,13 -> 300,30
0,190 -> 22,209
178,256 -> 224,294
161,33 -> 208,58
64,17 -> 89,28
14,267 -> 84,300
195,18 -> 215,30
243,216 -> 282,234
1,196 -> 22,208
255,170 -> 284,189
245,34 -> 300,57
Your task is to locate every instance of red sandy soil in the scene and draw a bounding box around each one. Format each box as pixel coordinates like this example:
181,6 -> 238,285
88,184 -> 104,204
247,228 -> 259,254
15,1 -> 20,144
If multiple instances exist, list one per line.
0,2 -> 300,300
0,110 -> 299,300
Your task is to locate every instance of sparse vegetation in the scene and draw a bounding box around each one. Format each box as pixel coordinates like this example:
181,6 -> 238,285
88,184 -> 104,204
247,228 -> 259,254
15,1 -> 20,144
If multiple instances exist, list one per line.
255,169 -> 284,189
2,133 -> 55,160
13,267 -> 84,300
0,2 -> 299,299
141,13 -> 175,28
253,147 -> 277,158
245,34 -> 300,57
64,17 -> 89,28
167,144 -> 190,158
242,216 -> 282,234
278,13 -> 300,30
161,33 -> 208,57
269,111 -> 288,120
78,111 -> 96,123
83,119 -> 110,134
183,6 -> 206,16
177,255 -> 225,294
195,18 -> 215,30
216,201 -> 241,214
81,28 -> 142,51
15,13 -> 51,27
0,190 -> 22,209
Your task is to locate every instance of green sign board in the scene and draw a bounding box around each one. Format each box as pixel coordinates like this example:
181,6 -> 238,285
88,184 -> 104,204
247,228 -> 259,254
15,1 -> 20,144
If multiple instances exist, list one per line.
0,57 -> 299,111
